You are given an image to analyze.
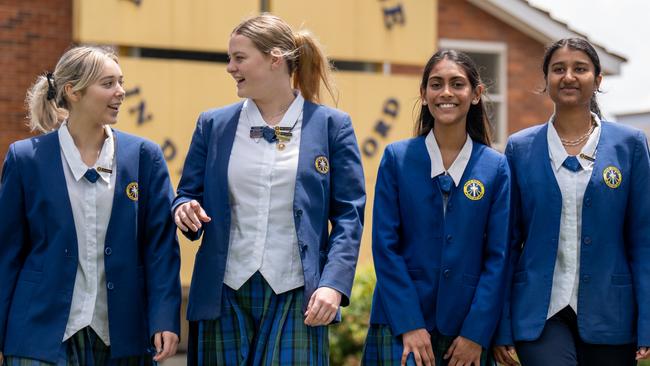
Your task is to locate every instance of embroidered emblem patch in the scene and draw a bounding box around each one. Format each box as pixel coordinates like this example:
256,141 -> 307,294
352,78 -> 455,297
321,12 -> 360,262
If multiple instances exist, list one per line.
315,156 -> 329,174
463,179 -> 485,201
126,182 -> 139,201
603,166 -> 622,189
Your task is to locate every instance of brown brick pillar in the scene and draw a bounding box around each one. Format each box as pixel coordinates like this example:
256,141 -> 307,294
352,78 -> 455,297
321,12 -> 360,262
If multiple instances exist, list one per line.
0,0 -> 72,167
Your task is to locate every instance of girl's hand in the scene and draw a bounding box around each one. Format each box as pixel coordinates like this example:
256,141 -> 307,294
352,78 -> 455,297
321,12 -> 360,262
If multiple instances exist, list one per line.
401,328 -> 435,366
174,200 -> 211,232
493,345 -> 520,365
304,287 -> 341,326
444,336 -> 481,366
152,331 -> 179,362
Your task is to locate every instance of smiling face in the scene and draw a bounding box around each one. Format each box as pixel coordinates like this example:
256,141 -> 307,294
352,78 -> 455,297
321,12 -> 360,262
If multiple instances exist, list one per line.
69,58 -> 125,126
546,46 -> 602,109
421,57 -> 483,129
226,34 -> 277,100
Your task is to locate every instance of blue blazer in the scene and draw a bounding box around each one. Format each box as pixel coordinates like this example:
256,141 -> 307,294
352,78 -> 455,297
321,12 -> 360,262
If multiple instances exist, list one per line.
0,130 -> 181,362
368,137 -> 511,348
172,101 -> 366,321
495,121 -> 650,347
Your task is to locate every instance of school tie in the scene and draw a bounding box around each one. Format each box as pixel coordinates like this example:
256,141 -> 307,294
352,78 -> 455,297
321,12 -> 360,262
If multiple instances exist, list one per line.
437,174 -> 453,195
84,168 -> 99,183
562,156 -> 582,172
261,126 -> 277,143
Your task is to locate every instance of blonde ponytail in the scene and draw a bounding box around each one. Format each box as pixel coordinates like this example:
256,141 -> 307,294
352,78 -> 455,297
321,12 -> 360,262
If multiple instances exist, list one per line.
25,46 -> 118,133
25,75 -> 67,133
293,30 -> 337,105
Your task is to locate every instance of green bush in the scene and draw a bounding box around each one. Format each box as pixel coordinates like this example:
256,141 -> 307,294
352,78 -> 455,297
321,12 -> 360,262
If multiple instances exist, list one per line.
330,264 -> 376,366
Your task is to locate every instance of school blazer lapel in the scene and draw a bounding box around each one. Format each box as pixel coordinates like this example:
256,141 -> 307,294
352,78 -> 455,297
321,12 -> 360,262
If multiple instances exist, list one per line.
583,122 -> 614,200
295,101 -> 320,193
212,106 -> 240,218
44,131 -> 78,258
520,124 -> 563,251
105,131 -> 139,247
529,123 -> 562,205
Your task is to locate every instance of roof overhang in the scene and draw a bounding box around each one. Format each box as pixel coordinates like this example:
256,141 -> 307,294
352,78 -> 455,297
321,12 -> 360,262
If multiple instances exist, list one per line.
467,0 -> 626,75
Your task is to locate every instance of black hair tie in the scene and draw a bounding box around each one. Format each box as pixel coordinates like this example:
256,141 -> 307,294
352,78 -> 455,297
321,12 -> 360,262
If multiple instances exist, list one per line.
46,72 -> 56,101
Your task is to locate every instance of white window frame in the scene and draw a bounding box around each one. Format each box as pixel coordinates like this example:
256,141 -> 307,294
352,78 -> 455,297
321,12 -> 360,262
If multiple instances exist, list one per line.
438,39 -> 508,149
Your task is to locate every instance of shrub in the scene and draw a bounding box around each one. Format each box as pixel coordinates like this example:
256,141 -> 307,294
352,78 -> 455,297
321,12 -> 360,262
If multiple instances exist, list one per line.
329,264 -> 376,366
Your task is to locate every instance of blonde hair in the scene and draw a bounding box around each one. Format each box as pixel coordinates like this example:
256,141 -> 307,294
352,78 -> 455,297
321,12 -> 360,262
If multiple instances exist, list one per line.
232,13 -> 337,104
25,46 -> 119,133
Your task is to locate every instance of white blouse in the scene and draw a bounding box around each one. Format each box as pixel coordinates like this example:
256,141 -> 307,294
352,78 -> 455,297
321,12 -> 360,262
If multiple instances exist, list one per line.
546,113 -> 601,319
224,93 -> 306,294
59,122 -> 115,345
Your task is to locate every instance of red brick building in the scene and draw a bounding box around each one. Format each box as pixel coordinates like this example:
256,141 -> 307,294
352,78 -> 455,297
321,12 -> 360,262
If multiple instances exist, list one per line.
0,0 -> 73,161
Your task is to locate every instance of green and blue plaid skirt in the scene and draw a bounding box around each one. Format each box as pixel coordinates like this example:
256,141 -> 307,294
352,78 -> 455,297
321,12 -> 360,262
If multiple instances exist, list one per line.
188,272 -> 328,366
361,324 -> 494,366
3,327 -> 154,366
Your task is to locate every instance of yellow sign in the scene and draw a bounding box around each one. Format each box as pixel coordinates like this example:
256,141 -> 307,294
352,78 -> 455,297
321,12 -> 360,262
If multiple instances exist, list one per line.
73,0 -> 257,52
272,0 -> 436,64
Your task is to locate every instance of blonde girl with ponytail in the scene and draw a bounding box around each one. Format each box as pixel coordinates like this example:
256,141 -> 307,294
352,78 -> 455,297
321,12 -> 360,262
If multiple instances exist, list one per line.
173,13 -> 365,365
0,46 -> 181,366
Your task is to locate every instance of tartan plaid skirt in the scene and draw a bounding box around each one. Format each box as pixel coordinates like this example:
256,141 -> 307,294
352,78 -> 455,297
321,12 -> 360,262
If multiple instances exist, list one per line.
3,327 -> 154,366
361,324 -> 495,366
187,272 -> 329,366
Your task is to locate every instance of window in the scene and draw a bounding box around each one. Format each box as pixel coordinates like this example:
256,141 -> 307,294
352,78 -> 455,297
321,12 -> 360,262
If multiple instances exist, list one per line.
438,39 -> 507,148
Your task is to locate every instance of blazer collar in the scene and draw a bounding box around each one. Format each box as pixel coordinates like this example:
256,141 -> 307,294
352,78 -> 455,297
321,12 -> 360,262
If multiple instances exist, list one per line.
105,130 -> 139,243
41,131 -> 78,253
214,103 -> 244,210
531,123 -> 562,198
425,130 -> 472,186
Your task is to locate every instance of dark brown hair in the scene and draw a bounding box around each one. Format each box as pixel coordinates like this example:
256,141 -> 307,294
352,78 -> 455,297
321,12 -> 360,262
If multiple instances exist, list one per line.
414,49 -> 491,146
542,38 -> 603,118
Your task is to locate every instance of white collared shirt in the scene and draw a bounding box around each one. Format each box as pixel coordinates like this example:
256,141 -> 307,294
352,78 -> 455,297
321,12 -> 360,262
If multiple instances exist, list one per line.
59,122 -> 116,345
546,113 -> 601,319
424,130 -> 473,214
224,93 -> 305,294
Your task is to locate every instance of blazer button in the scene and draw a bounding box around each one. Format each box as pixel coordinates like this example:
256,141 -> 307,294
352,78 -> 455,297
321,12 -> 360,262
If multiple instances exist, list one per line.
582,275 -> 590,283
443,269 -> 451,278
107,282 -> 114,290
446,235 -> 453,243
583,236 -> 592,245
295,209 -> 303,217
585,197 -> 592,207
104,247 -> 112,256
447,203 -> 453,212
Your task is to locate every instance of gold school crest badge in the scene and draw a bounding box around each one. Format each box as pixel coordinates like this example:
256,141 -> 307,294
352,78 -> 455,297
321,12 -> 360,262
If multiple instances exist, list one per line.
126,182 -> 139,201
315,156 -> 329,174
603,166 -> 622,189
463,179 -> 485,201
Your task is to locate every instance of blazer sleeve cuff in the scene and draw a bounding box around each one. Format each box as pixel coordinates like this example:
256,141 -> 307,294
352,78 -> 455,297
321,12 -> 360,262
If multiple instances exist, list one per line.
459,324 -> 492,349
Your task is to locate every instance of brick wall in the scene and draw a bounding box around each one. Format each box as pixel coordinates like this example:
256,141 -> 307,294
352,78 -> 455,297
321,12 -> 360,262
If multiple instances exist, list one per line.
0,0 -> 72,167
438,0 -> 554,134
